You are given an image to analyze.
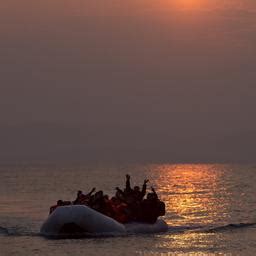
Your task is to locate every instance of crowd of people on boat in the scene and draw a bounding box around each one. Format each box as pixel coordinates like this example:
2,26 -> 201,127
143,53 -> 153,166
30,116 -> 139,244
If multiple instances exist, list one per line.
49,174 -> 165,224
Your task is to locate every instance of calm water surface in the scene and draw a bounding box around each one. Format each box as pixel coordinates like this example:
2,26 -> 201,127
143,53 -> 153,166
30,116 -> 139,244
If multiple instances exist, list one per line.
0,164 -> 256,255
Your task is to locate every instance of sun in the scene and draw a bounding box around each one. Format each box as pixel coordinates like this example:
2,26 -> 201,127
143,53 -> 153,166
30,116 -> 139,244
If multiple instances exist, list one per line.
171,0 -> 204,10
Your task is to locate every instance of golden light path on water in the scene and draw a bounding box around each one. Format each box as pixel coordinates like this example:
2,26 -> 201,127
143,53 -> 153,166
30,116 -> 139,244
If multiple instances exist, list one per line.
146,164 -> 230,252
151,164 -> 230,225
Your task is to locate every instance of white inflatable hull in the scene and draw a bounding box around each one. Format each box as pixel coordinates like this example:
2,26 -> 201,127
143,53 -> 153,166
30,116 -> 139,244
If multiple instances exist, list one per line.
40,205 -> 168,237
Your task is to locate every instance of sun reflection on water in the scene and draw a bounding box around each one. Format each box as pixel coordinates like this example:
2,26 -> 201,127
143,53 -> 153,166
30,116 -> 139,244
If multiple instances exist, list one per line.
150,164 -> 229,226
144,164 -> 231,253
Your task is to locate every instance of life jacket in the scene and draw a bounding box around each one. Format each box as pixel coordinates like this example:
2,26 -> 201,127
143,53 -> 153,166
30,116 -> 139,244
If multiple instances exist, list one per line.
77,194 -> 90,205
104,199 -> 115,218
116,202 -> 128,213
115,213 -> 129,223
113,203 -> 129,223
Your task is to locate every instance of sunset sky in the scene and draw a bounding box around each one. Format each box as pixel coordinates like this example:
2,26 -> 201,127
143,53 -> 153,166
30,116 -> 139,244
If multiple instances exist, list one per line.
1,0 -> 256,163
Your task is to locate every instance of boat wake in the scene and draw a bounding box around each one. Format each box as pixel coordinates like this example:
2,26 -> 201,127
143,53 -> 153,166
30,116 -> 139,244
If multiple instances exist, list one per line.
167,222 -> 256,234
205,222 -> 256,232
0,226 -> 39,237
1,222 -> 255,238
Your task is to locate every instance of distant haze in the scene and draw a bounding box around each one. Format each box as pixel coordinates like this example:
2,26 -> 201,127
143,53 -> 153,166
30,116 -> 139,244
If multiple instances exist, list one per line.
1,0 -> 256,163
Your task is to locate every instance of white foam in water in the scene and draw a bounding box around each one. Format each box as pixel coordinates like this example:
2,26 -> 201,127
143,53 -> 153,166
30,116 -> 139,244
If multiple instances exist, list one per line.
40,205 -> 168,237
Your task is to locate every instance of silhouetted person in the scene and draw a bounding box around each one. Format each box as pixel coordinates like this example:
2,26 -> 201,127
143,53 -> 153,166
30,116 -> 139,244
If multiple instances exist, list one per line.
151,187 -> 158,199
139,187 -> 165,223
139,193 -> 158,223
73,188 -> 96,205
109,196 -> 129,223
115,187 -> 126,201
151,187 -> 166,217
49,200 -> 63,215
103,195 -> 115,217
122,174 -> 149,220
62,200 -> 71,206
125,174 -> 149,201
91,190 -> 105,213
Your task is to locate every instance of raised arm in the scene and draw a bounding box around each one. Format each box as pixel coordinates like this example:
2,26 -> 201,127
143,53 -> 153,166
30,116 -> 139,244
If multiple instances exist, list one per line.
151,186 -> 158,199
125,174 -> 132,192
141,179 -> 149,197
87,187 -> 96,196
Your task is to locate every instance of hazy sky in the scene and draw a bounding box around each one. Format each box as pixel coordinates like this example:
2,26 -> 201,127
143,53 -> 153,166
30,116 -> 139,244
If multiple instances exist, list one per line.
1,0 -> 256,163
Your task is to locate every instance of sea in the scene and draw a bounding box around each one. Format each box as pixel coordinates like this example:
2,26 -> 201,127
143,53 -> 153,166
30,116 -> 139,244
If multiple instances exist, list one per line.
0,163 -> 256,256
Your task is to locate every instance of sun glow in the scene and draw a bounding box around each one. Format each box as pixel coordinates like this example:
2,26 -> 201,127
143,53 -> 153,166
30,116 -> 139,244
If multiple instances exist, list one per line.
177,0 -> 203,7
164,0 -> 205,10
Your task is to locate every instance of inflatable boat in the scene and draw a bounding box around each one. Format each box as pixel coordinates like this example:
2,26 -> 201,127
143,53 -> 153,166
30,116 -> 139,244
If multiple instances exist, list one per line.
40,205 -> 168,237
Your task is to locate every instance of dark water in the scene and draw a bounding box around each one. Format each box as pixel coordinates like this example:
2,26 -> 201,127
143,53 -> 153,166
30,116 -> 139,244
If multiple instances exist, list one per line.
0,164 -> 256,255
